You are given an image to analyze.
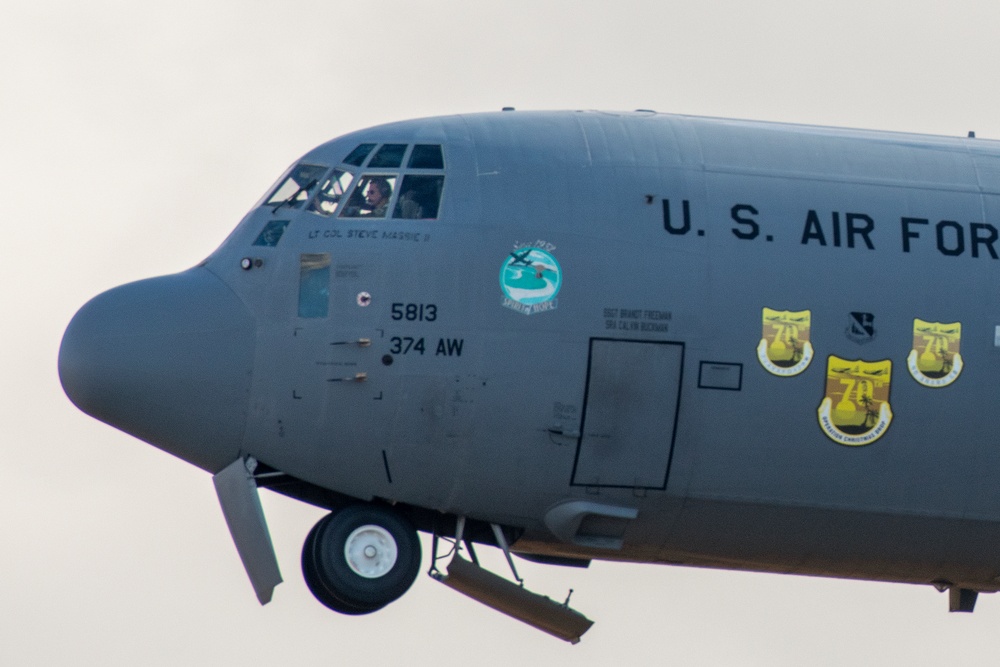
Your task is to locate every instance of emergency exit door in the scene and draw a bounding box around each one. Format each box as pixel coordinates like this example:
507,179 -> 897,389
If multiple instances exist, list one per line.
571,338 -> 683,489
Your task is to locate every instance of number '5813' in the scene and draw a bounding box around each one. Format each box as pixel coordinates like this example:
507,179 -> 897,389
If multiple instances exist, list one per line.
391,303 -> 437,322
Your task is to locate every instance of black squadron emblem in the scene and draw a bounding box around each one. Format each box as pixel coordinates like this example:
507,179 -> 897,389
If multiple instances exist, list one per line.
845,312 -> 876,344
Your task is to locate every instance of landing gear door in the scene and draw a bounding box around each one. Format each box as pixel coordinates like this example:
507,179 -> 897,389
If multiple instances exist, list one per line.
571,339 -> 683,489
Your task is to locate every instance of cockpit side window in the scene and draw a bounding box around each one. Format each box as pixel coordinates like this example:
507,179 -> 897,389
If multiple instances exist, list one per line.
343,144 -> 376,166
340,175 -> 397,218
265,163 -> 327,211
368,144 -> 408,168
393,175 -> 444,219
307,169 -> 354,217
408,144 -> 444,169
323,143 -> 446,221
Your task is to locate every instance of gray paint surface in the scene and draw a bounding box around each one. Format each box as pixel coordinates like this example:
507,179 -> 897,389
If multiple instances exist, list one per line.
60,110 -> 1000,605
573,339 -> 683,489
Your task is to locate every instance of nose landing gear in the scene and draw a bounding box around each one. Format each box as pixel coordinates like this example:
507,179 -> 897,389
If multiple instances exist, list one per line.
301,504 -> 421,614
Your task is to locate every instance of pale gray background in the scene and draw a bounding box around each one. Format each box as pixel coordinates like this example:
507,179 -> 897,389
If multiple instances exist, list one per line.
5,1 -> 1000,664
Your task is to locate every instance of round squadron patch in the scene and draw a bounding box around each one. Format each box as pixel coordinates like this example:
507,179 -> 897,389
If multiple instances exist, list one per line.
817,356 -> 893,446
756,308 -> 813,376
907,319 -> 963,387
499,245 -> 562,315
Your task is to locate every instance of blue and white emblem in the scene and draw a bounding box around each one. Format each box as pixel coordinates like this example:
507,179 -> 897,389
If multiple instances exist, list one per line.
499,245 -> 562,315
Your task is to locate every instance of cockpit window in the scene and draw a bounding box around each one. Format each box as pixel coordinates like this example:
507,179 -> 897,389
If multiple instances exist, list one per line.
343,143 -> 376,167
265,163 -> 326,211
393,175 -> 444,219
368,144 -> 408,168
340,175 -> 397,218
408,144 -> 444,169
308,169 -> 354,217
253,219 -> 290,246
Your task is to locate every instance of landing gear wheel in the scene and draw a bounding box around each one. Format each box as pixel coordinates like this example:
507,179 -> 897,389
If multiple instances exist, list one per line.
302,504 -> 421,614
301,521 -> 376,615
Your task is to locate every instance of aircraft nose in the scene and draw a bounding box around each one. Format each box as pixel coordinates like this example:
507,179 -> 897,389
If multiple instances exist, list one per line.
59,267 -> 256,472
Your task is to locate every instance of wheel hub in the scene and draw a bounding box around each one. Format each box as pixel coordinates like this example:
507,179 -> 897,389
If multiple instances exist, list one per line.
344,524 -> 398,579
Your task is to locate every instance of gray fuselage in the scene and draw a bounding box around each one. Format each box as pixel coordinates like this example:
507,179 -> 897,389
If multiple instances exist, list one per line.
60,110 -> 1000,593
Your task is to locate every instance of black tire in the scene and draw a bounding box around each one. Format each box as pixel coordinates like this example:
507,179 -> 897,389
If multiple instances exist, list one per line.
301,519 -> 379,615
312,504 -> 421,610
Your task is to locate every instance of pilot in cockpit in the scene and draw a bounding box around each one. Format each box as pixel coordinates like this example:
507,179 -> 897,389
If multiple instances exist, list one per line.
342,176 -> 392,217
365,177 -> 391,216
345,176 -> 391,217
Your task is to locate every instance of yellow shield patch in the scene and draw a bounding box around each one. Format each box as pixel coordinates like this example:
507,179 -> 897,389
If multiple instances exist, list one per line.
817,356 -> 893,446
757,308 -> 813,376
907,319 -> 962,388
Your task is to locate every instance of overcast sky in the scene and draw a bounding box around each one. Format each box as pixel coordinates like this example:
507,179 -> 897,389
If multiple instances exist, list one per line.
6,1 -> 1000,664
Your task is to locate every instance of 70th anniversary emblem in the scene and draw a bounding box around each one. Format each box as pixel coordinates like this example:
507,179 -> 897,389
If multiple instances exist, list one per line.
817,356 -> 893,446
907,319 -> 963,387
757,308 -> 813,376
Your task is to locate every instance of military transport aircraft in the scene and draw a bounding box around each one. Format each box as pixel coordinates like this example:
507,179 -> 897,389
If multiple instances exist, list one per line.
59,110 -> 1000,643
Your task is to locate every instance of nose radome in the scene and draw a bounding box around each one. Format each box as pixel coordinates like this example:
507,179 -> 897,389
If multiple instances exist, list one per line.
59,268 -> 256,473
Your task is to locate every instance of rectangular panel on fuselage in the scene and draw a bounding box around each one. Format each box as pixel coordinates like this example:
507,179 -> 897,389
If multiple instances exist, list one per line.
573,338 -> 683,489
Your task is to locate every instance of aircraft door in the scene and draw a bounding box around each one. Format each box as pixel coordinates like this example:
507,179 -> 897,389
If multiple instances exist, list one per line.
571,338 -> 683,489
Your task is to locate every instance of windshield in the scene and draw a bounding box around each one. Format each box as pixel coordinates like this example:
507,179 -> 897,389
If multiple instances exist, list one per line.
265,163 -> 327,211
308,169 -> 354,217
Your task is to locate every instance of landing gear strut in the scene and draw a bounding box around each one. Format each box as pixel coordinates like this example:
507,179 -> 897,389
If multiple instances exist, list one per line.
301,504 -> 421,614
